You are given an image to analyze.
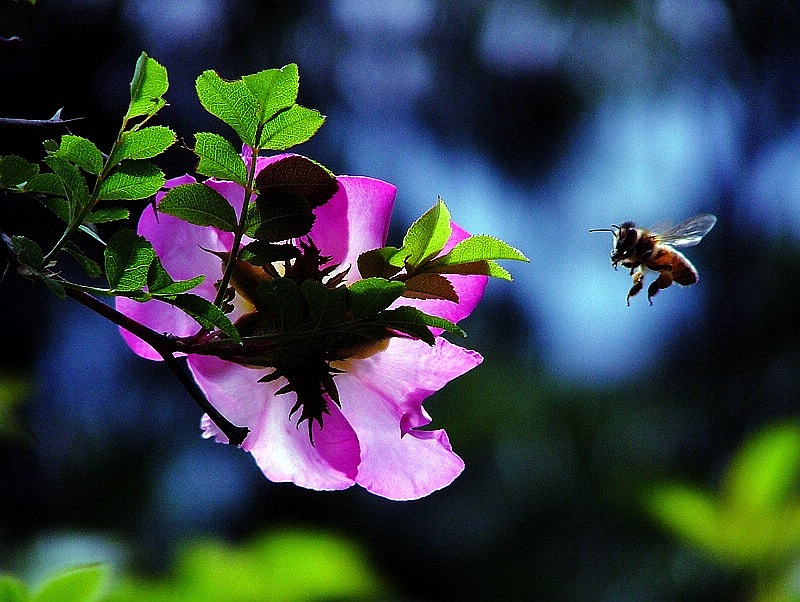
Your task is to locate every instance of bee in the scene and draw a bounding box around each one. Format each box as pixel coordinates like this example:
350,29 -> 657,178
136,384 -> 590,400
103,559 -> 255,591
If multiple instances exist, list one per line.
590,213 -> 717,305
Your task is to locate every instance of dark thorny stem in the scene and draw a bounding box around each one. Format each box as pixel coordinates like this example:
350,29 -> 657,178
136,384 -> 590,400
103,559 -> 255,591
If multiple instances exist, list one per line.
0,227 -> 250,446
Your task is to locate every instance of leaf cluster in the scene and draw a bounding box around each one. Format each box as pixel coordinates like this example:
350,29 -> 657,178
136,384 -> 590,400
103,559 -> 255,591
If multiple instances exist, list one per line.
358,197 -> 529,303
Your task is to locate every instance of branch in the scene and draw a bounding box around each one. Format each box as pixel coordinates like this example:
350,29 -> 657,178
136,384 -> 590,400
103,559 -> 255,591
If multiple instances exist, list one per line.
0,35 -> 23,51
0,229 -> 249,446
0,108 -> 84,130
61,287 -> 250,446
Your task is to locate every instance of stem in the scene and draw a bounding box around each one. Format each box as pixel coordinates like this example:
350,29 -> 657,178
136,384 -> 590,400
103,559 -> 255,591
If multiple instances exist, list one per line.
60,286 -> 249,446
160,353 -> 250,446
212,134 -> 264,308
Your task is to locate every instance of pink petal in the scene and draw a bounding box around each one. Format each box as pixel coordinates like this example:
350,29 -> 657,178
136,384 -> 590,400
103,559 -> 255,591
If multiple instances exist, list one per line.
309,176 -> 397,282
190,355 -> 361,491
333,337 -> 482,500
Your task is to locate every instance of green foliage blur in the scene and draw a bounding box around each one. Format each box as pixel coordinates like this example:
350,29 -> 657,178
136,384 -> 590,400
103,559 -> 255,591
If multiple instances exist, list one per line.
1,529 -> 385,602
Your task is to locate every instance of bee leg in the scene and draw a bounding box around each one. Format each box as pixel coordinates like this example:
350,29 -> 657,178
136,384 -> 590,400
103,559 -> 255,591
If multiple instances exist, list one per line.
626,269 -> 645,306
646,271 -> 674,305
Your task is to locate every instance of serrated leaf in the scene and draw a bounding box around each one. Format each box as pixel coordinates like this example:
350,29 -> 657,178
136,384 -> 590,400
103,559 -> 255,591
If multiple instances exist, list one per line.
301,280 -> 347,328
375,306 -> 464,345
348,278 -> 405,319
85,207 -> 130,223
259,104 -> 325,150
245,192 -> 315,242
242,64 -> 299,123
403,273 -> 458,302
166,294 -> 241,342
193,132 -> 248,184
396,198 -> 452,268
33,564 -> 105,602
41,195 -> 71,223
159,183 -> 238,231
127,52 -> 169,119
256,278 -> 305,331
357,247 -> 403,279
196,70 -> 260,146
11,235 -> 43,270
56,135 -> 103,175
427,259 -> 513,280
98,160 -> 164,201
43,155 -> 90,216
64,242 -> 102,278
116,125 -> 176,161
105,229 -> 156,291
437,234 -> 529,265
24,172 -> 63,196
146,255 -> 204,296
255,155 -> 338,209
239,240 -> 300,265
0,154 -> 39,187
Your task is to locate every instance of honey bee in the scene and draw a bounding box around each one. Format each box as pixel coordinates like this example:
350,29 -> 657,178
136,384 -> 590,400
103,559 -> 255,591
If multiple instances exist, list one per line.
590,213 -> 717,305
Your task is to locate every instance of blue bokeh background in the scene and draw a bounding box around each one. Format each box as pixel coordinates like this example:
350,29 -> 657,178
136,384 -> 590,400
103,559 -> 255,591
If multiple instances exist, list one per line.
3,1 -> 800,599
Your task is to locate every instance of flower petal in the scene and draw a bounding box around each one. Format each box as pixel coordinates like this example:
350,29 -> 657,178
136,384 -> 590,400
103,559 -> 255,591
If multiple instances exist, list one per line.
190,355 -> 360,491
333,337 -> 482,500
309,176 -> 397,282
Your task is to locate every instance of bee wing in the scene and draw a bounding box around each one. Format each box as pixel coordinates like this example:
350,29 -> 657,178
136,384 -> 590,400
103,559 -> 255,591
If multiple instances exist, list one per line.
654,213 -> 717,247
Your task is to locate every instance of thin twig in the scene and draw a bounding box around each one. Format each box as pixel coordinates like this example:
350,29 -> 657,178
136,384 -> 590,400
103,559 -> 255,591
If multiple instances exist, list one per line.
160,352 -> 250,446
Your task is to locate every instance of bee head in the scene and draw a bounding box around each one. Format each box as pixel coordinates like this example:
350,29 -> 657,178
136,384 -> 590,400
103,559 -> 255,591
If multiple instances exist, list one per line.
590,221 -> 638,265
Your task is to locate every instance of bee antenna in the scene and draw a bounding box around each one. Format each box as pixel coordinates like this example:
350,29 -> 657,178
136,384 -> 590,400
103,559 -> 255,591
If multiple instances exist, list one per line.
588,227 -> 617,234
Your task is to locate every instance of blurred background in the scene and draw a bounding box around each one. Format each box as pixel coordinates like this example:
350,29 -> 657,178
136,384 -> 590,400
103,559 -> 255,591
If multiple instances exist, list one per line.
2,0 -> 800,599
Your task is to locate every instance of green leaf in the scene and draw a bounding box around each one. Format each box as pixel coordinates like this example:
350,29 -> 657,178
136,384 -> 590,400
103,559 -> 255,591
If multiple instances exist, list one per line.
11,235 -> 43,270
0,574 -> 30,602
348,278 -> 405,319
116,125 -> 176,161
301,280 -> 347,328
98,160 -> 164,201
254,155 -> 338,209
242,63 -> 299,123
24,172 -> 64,196
43,155 -> 90,216
167,294 -> 241,343
147,256 -> 205,296
722,422 -> 800,516
647,484 -> 724,557
403,273 -> 458,302
127,52 -> 169,119
33,564 -> 105,602
376,306 -> 464,345
64,242 -> 102,278
195,70 -> 259,146
245,193 -> 314,242
256,278 -> 305,332
396,198 -> 452,268
427,259 -> 513,280
105,229 -> 156,291
40,195 -> 71,223
0,154 -> 39,187
437,234 -> 529,265
85,207 -> 130,223
56,135 -> 103,175
357,247 -> 403,279
239,240 -> 300,265
193,132 -> 248,184
159,183 -> 238,231
259,104 -> 325,150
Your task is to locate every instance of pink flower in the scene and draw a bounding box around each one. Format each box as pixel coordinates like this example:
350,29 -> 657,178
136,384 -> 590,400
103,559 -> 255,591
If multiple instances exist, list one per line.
116,154 -> 487,500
